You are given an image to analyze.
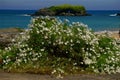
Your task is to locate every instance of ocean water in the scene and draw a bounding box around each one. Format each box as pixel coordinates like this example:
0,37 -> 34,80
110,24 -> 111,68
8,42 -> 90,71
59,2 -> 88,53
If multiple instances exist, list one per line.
0,10 -> 35,29
0,10 -> 120,31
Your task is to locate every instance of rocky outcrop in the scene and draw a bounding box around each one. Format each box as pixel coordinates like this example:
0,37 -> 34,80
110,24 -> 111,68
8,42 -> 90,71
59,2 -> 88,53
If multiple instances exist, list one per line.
32,8 -> 56,16
32,4 -> 91,16
116,13 -> 120,16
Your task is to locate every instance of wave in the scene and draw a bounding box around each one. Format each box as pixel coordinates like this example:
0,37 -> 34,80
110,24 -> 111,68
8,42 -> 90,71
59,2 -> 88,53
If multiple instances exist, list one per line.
18,14 -> 31,16
109,14 -> 117,16
22,14 -> 31,16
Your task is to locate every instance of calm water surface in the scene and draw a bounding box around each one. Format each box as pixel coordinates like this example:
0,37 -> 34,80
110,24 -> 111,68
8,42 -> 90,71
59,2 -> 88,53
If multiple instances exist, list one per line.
0,10 -> 120,31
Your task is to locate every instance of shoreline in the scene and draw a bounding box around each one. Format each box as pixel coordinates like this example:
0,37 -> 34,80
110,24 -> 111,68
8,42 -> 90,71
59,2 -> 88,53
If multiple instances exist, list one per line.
0,28 -> 22,49
95,30 -> 120,39
0,28 -> 119,39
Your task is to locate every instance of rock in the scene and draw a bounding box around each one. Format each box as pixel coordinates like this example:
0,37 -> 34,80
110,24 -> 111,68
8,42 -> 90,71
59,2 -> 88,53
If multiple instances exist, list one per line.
31,8 -> 56,16
116,13 -> 120,16
32,4 -> 91,16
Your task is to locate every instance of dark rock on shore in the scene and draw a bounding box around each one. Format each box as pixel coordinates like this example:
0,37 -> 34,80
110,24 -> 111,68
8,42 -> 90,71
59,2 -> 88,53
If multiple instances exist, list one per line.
116,13 -> 120,16
32,4 -> 91,16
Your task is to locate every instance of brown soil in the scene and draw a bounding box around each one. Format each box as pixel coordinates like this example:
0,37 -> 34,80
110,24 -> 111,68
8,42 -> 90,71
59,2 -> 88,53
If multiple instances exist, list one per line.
110,31 -> 120,39
0,28 -> 21,48
0,70 -> 120,80
95,31 -> 120,39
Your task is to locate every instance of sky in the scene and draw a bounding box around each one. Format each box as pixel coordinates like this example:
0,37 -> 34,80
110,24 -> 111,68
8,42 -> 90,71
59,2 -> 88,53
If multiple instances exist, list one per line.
0,0 -> 120,10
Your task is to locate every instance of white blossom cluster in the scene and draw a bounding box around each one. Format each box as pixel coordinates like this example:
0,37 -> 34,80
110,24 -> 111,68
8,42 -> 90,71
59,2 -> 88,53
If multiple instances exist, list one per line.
1,16 -> 120,74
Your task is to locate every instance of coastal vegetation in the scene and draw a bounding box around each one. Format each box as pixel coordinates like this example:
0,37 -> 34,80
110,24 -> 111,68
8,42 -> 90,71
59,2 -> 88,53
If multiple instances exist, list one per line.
32,4 -> 91,16
0,16 -> 120,77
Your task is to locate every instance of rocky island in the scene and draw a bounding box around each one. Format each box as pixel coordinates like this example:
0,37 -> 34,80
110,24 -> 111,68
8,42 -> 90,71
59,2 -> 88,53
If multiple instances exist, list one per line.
32,4 -> 91,16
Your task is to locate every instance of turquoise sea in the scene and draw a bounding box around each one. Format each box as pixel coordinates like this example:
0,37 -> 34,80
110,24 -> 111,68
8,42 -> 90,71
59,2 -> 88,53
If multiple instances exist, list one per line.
0,10 -> 120,31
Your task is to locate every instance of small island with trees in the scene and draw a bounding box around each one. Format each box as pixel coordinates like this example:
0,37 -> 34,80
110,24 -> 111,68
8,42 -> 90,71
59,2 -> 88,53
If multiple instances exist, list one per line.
32,4 -> 91,16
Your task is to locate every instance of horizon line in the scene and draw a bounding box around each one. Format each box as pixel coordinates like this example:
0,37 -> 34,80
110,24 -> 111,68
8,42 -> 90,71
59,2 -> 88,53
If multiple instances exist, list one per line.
0,9 -> 120,11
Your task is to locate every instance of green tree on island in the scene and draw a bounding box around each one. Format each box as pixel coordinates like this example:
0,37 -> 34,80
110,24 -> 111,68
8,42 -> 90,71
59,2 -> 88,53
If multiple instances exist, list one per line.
32,4 -> 90,16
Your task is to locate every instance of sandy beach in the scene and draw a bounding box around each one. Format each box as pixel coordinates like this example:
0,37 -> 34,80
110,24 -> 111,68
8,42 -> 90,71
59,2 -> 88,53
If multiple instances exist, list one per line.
0,28 -> 119,38
0,28 -> 22,48
110,31 -> 120,39
95,30 -> 120,39
0,28 -> 119,40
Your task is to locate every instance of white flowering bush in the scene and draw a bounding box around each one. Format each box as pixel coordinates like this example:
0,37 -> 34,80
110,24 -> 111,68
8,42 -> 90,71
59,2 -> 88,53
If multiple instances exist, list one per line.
0,16 -> 120,75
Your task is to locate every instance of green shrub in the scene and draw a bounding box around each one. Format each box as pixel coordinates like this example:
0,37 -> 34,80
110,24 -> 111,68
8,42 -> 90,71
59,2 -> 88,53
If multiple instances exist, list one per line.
1,16 -> 120,76
49,4 -> 86,15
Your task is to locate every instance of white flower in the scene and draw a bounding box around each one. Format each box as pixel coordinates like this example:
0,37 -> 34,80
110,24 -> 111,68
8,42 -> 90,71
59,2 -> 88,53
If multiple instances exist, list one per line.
44,36 -> 48,39
116,67 -> 120,73
41,49 -> 45,52
42,21 -> 46,25
57,74 -> 63,79
84,58 -> 92,64
43,28 -> 49,31
57,68 -> 64,74
42,42 -> 44,45
37,31 -> 40,34
70,39 -> 73,43
12,39 -> 15,42
51,69 -> 56,74
32,58 -> 38,61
